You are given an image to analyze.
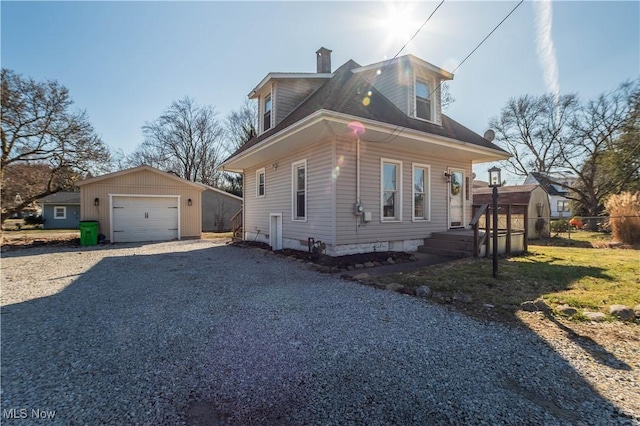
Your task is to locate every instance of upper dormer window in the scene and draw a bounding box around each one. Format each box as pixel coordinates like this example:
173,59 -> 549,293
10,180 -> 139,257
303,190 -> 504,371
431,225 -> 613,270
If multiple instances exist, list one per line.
415,79 -> 431,121
263,94 -> 272,131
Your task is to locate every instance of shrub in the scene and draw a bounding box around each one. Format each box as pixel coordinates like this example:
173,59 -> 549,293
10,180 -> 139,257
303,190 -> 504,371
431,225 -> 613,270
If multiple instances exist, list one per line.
605,191 -> 640,245
550,219 -> 569,233
24,215 -> 45,226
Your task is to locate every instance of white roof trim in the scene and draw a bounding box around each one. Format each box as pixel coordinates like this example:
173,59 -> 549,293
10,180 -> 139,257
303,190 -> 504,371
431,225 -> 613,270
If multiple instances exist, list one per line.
76,165 -> 208,190
248,73 -> 333,98
352,55 -> 454,80
219,110 -> 509,171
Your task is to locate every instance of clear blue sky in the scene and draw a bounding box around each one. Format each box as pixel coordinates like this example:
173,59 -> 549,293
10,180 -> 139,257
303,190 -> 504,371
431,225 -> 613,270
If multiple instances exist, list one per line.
2,1 -> 638,181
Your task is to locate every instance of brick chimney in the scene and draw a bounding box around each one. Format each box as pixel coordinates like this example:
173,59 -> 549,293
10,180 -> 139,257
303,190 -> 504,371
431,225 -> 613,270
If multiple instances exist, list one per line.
316,47 -> 332,73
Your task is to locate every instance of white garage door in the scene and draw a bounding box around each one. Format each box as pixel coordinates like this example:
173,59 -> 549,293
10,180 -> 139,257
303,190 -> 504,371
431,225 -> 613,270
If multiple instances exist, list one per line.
112,196 -> 179,243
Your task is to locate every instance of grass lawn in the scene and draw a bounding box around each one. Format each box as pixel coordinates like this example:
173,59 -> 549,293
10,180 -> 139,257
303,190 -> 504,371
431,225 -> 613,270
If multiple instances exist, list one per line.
378,235 -> 639,320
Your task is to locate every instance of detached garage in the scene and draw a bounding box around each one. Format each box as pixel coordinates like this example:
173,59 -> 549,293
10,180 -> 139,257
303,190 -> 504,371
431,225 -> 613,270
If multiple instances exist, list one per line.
76,165 -> 206,243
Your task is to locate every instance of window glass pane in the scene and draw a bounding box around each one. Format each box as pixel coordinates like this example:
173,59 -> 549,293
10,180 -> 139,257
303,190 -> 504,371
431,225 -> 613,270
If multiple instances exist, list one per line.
296,192 -> 305,218
416,80 -> 429,99
414,168 -> 424,193
265,95 -> 272,112
414,194 -> 424,217
297,166 -> 305,188
383,163 -> 396,191
383,192 -> 395,218
416,99 -> 431,120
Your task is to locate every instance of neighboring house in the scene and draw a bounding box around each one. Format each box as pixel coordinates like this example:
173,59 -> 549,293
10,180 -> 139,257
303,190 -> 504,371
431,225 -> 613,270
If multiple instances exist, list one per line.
76,165 -> 206,243
202,186 -> 242,232
524,171 -> 577,219
38,192 -> 81,229
219,48 -> 510,256
474,184 -> 551,240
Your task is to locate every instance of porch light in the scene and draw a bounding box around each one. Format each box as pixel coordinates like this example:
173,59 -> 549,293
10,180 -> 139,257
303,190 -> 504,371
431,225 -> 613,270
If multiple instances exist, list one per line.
94,198 -> 100,206
488,166 -> 502,188
187,198 -> 193,206
487,166 -> 502,278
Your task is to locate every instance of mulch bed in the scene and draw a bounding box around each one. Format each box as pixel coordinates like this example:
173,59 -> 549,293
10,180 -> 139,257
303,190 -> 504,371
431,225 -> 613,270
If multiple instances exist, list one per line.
232,240 -> 413,269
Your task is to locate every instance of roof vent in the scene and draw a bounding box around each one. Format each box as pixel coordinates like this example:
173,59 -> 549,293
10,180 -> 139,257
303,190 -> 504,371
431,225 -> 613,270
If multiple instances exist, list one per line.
316,47 -> 332,73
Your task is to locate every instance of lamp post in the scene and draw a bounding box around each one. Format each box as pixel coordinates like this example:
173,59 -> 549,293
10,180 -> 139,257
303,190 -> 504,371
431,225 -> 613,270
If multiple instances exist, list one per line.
488,166 -> 502,278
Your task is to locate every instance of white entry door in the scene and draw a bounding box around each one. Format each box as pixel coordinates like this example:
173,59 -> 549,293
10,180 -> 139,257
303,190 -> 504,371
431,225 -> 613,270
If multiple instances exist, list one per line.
269,213 -> 282,250
112,196 -> 179,242
448,170 -> 465,228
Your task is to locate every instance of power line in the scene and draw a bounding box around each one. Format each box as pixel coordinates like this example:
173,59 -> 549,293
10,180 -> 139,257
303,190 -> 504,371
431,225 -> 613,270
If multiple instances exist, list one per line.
362,0 -> 525,144
390,0 -> 446,63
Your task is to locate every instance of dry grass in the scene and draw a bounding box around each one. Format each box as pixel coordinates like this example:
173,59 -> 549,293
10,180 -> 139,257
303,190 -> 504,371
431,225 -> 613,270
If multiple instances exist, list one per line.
606,191 -> 640,245
378,242 -> 639,320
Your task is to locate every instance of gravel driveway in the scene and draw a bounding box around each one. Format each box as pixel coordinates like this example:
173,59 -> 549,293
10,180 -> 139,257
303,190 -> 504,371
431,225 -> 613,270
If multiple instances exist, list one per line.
1,240 -> 637,425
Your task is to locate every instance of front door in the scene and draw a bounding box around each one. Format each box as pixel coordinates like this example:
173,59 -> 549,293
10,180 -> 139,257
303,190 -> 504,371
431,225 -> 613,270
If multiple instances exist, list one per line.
448,170 -> 465,228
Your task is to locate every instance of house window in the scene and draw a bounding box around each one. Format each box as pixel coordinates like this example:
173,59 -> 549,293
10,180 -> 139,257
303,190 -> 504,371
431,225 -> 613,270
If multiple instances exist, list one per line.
381,159 -> 402,221
263,94 -> 272,131
54,206 -> 66,219
413,164 -> 430,221
557,200 -> 569,212
415,79 -> 431,121
256,168 -> 265,198
292,160 -> 307,221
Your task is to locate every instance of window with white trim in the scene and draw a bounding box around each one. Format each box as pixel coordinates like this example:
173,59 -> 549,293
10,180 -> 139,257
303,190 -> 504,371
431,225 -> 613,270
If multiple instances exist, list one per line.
381,159 -> 402,221
412,164 -> 430,221
415,79 -> 432,121
292,160 -> 307,221
557,200 -> 569,212
263,94 -> 272,131
54,206 -> 66,219
256,168 -> 265,197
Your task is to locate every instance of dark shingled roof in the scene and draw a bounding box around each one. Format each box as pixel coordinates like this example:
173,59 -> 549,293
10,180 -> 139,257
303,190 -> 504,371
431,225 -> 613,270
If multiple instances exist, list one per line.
225,60 -> 507,162
38,191 -> 80,205
528,172 -> 567,196
474,184 -> 540,205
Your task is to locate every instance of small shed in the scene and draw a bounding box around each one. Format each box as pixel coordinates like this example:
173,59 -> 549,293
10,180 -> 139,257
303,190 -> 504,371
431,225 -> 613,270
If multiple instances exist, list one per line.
202,186 -> 242,232
474,184 -> 550,239
76,165 -> 206,243
38,192 -> 81,229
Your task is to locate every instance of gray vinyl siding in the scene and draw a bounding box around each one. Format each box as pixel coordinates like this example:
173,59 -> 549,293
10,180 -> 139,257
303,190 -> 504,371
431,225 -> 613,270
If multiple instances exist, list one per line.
367,63 -> 410,115
334,136 -> 472,245
42,204 -> 80,229
275,79 -> 328,125
244,138 -> 334,246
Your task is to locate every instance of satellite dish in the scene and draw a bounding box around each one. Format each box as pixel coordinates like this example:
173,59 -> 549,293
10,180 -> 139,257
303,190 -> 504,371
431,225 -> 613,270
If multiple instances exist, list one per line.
483,129 -> 495,142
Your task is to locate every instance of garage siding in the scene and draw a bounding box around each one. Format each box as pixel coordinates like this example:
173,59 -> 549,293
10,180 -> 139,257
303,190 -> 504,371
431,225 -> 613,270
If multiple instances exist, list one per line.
79,169 -> 202,241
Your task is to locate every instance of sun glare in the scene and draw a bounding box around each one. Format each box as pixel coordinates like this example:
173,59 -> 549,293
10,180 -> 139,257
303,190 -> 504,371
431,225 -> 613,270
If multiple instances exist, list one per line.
379,3 -> 421,43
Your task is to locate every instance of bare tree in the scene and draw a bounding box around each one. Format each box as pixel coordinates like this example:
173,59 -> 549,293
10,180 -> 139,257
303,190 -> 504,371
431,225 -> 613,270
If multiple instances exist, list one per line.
1,69 -> 110,221
131,97 -> 225,186
489,93 -> 578,177
224,98 -> 257,155
562,80 -> 639,216
441,82 -> 455,112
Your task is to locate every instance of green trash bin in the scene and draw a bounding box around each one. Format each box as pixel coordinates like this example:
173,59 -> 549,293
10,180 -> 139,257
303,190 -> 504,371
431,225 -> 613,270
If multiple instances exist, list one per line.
79,220 -> 99,246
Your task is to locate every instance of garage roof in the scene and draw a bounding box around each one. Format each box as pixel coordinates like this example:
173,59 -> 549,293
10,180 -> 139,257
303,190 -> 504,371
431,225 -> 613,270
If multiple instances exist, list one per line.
76,165 -> 207,190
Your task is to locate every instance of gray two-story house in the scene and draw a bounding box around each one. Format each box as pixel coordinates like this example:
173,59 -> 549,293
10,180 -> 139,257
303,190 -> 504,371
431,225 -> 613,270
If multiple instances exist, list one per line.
220,48 -> 510,255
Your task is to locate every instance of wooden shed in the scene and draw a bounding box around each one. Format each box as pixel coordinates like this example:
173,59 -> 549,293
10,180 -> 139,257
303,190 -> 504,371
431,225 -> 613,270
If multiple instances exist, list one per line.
76,165 -> 206,243
474,184 -> 550,239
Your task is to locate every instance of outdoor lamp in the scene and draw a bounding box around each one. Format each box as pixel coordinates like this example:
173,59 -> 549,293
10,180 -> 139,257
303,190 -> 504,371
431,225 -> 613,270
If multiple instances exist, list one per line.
187,198 -> 193,206
94,198 -> 100,206
488,166 -> 502,187
488,166 -> 502,278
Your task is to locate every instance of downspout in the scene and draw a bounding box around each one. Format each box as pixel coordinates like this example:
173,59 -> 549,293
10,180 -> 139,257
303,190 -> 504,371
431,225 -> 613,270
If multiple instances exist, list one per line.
356,137 -> 361,206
